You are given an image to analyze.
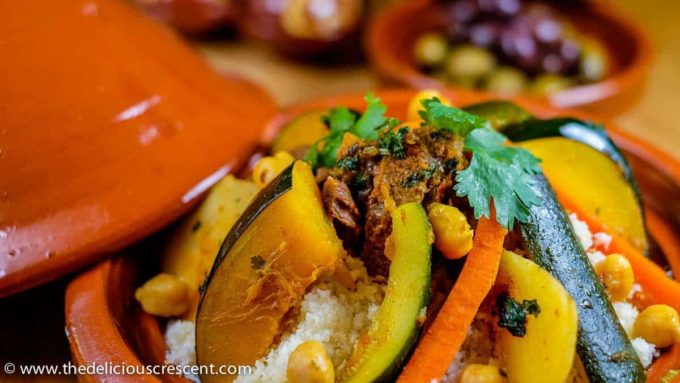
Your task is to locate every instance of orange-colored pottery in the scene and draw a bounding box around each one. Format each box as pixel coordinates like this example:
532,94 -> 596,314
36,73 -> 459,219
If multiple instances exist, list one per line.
0,0 -> 276,297
366,1 -> 654,117
133,0 -> 236,35
65,90 -> 680,382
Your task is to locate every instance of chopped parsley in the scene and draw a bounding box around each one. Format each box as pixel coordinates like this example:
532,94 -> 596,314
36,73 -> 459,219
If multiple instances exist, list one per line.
402,165 -> 437,188
497,294 -> 541,337
305,93 -> 397,169
337,156 -> 359,170
420,98 -> 542,229
377,126 -> 409,159
350,172 -> 369,189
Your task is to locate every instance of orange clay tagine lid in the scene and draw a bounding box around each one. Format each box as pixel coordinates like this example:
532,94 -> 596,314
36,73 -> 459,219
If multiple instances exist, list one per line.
0,0 -> 276,297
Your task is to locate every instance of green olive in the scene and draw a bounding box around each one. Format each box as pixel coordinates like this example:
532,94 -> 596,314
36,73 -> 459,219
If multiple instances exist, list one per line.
413,32 -> 449,68
445,45 -> 497,84
580,39 -> 609,82
484,67 -> 528,94
531,74 -> 574,95
287,341 -> 335,383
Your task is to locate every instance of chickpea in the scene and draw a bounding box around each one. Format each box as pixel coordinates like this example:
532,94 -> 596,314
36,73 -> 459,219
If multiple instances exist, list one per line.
134,273 -> 190,317
633,304 -> 680,348
252,151 -> 295,188
594,254 -> 634,301
459,364 -> 507,383
287,341 -> 334,383
428,203 -> 474,260
407,90 -> 452,122
413,32 -> 449,68
445,45 -> 497,85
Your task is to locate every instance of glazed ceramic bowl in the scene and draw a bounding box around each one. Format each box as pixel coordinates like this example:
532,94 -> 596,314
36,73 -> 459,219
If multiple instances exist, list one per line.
0,0 -> 276,298
366,1 -> 653,117
65,90 -> 680,382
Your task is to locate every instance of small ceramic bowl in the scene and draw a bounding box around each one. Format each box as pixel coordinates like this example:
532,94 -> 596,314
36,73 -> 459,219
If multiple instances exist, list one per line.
66,90 -> 680,382
365,1 -> 653,117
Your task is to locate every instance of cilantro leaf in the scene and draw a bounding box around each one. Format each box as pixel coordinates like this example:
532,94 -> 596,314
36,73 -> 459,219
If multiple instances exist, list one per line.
377,126 -> 409,159
419,98 -> 489,136
325,107 -> 356,134
304,93 -> 393,169
351,93 -> 387,140
497,294 -> 541,337
454,127 -> 542,228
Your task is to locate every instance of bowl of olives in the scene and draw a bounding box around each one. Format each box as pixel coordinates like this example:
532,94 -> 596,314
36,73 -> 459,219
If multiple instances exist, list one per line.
366,0 -> 653,116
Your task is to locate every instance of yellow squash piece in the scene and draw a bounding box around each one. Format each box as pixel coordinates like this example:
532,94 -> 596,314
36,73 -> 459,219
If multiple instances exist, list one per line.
518,137 -> 647,253
271,110 -> 329,154
162,175 -> 259,320
497,251 -> 578,383
196,161 -> 344,383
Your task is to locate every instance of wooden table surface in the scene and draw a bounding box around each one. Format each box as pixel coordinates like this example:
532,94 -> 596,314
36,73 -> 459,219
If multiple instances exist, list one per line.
0,0 -> 677,381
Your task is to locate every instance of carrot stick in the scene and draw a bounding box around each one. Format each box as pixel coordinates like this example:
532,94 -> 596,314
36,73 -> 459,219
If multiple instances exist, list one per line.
648,344 -> 680,382
557,192 -> 680,313
397,213 -> 507,383
646,208 -> 680,281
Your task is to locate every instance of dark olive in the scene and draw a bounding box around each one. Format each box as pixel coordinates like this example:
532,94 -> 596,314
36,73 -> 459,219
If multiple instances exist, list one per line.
469,21 -> 503,48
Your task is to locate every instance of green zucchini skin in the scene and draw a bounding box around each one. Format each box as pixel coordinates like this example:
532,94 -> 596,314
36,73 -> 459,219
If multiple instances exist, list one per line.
340,203 -> 431,383
520,174 -> 646,383
503,118 -> 641,206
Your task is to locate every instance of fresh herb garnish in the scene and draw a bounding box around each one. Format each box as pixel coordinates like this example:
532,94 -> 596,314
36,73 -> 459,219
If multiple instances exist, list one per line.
337,156 -> 359,170
351,93 -> 388,140
351,172 -> 369,189
402,165 -> 437,188
497,294 -> 541,337
420,98 -> 542,229
419,97 -> 489,136
455,127 -> 542,228
305,93 -> 396,169
377,126 -> 409,159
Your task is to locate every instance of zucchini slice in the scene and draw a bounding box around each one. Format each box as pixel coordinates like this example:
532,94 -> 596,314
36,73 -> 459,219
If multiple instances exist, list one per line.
520,174 -> 646,383
196,161 -> 344,383
339,203 -> 432,383
503,117 -> 641,205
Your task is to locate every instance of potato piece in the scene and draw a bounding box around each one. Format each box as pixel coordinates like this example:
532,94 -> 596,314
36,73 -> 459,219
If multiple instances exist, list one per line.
162,175 -> 259,320
496,251 -> 578,383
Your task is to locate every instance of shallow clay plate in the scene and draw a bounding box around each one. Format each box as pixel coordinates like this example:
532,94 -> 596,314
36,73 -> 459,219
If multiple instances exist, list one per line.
0,0 -> 276,297
366,1 -> 653,117
65,89 -> 680,382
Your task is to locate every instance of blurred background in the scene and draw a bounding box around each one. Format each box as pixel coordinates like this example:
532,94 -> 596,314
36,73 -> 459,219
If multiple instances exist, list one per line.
1,0 -> 678,381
